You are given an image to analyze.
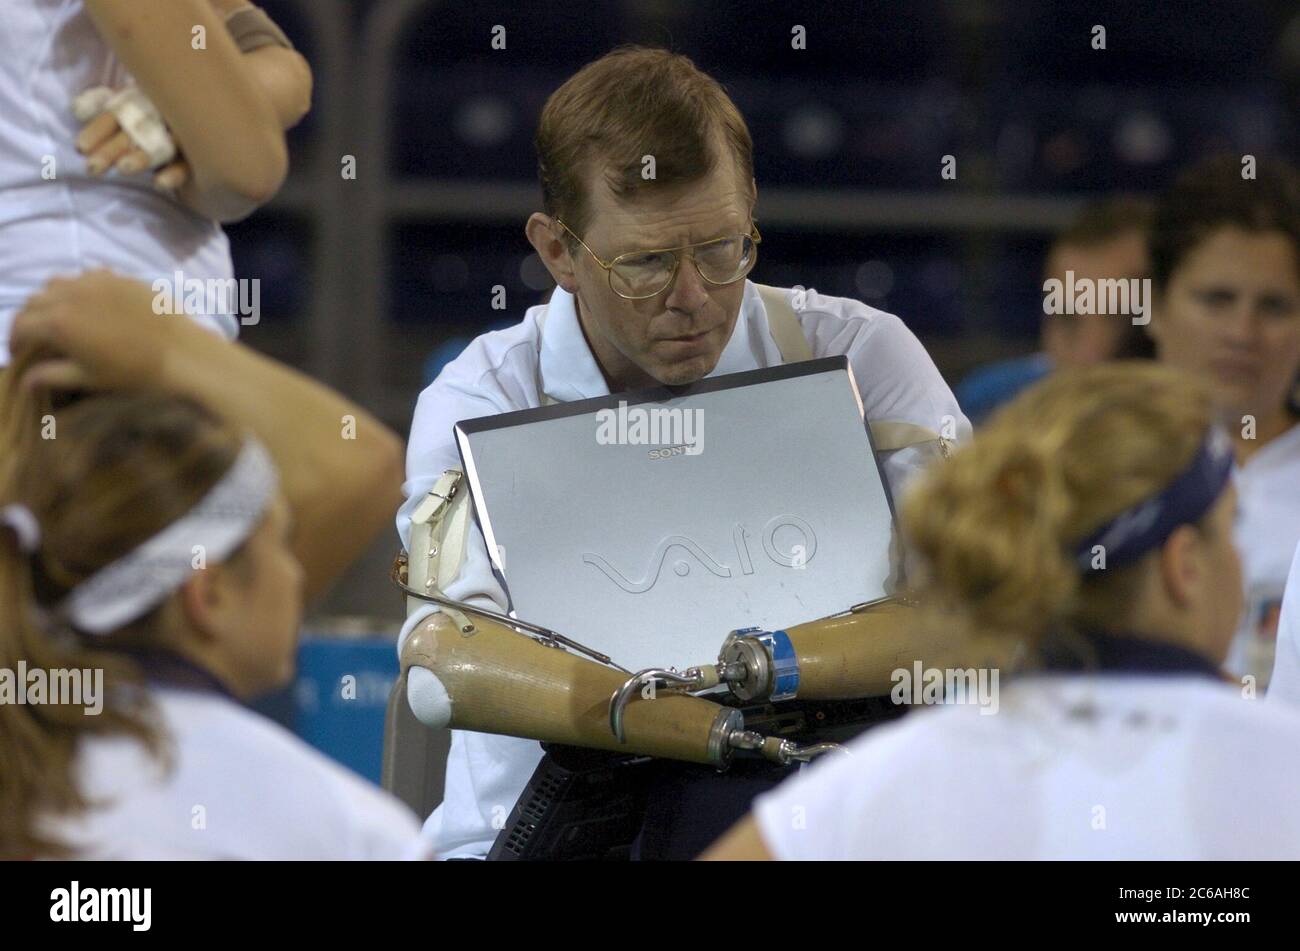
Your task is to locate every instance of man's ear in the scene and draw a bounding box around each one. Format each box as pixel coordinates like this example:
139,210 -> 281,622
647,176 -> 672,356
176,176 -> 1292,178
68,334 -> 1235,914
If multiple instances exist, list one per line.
526,213 -> 577,294
1157,524 -> 1202,609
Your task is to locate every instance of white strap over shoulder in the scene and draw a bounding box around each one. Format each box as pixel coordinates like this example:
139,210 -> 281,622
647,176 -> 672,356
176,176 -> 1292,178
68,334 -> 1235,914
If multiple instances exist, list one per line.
868,420 -> 952,457
406,469 -> 474,630
754,283 -> 813,363
754,282 -> 949,456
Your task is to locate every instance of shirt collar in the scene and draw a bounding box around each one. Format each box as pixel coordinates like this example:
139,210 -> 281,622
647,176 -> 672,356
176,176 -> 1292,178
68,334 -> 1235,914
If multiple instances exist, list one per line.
115,647 -> 238,701
537,285 -> 609,402
1035,628 -> 1222,681
537,281 -> 774,403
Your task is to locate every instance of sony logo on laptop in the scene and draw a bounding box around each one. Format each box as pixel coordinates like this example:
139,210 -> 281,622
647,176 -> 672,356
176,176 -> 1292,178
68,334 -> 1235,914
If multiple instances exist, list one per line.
647,444 -> 696,460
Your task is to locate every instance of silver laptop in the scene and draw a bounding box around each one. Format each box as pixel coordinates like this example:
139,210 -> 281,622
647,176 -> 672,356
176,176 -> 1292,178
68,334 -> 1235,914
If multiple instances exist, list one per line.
455,356 -> 897,674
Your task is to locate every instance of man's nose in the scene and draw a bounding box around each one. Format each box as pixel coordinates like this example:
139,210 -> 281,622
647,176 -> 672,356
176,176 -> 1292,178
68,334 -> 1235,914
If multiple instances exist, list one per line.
664,254 -> 712,313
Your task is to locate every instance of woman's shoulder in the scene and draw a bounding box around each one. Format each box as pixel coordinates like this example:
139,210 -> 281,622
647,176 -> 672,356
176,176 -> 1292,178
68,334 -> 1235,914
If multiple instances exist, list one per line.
66,687 -> 427,859
164,689 -> 425,844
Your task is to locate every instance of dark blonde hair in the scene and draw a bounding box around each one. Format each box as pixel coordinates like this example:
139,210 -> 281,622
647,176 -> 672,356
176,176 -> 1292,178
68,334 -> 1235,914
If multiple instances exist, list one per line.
902,362 -> 1221,650
536,45 -> 755,245
0,358 -> 245,858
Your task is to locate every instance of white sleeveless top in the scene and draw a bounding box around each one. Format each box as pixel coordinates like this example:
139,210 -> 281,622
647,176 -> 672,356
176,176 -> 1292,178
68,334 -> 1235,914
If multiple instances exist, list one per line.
0,0 -> 238,364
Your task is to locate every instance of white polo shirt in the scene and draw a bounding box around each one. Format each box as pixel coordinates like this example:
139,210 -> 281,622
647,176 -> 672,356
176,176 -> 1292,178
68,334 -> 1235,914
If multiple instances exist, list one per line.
0,1 -> 238,364
1266,542 -> 1300,706
1225,421 -> 1300,688
754,674 -> 1300,860
39,684 -> 432,860
397,280 -> 972,858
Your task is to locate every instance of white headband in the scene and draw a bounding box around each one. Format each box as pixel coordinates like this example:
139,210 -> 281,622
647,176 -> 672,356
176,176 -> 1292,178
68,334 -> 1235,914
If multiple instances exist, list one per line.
57,438 -> 279,635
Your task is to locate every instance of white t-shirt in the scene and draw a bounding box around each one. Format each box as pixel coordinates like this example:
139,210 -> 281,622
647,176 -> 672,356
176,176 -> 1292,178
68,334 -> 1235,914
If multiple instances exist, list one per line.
397,280 -> 972,858
1225,422 -> 1300,688
754,674 -> 1300,860
40,685 -> 432,860
1266,542 -> 1300,707
0,0 -> 238,363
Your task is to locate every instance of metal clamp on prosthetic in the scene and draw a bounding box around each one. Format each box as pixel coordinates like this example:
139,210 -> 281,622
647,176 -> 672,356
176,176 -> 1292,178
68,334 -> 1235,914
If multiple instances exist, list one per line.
607,625 -> 801,741
394,469 -> 843,770
718,627 -> 801,702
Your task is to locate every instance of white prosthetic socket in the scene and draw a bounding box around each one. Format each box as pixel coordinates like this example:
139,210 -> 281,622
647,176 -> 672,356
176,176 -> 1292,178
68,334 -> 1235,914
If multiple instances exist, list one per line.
405,664 -> 453,730
71,85 -> 178,169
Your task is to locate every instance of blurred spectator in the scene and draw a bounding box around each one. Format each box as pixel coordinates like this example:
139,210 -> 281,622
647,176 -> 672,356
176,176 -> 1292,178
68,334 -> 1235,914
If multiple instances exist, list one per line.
956,196 -> 1153,424
1146,155 -> 1300,689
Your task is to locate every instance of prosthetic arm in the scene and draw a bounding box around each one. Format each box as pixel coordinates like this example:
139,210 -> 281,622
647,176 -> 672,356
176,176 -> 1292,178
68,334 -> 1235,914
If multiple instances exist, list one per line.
394,470 -> 846,767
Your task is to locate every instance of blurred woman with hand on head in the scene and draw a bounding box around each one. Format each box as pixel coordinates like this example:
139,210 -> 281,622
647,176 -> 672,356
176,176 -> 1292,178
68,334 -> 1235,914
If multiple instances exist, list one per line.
0,271 -> 427,860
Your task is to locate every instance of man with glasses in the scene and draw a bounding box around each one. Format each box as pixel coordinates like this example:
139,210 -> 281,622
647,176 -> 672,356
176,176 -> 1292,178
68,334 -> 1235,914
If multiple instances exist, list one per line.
396,45 -> 971,860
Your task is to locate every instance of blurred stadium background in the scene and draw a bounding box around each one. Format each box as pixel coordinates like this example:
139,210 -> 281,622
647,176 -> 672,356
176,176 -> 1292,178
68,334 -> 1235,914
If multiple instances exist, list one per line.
236,0 -> 1300,775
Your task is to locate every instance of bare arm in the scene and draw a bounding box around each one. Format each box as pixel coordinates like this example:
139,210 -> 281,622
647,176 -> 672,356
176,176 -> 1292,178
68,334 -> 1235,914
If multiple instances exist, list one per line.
207,0 -> 312,130
155,321 -> 404,606
83,0 -> 291,220
11,272 -> 405,606
238,45 -> 313,131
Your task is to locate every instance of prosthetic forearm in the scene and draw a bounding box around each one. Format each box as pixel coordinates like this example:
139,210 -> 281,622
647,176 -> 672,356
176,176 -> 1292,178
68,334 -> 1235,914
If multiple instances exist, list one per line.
704,598 -> 932,701
608,597 -> 956,741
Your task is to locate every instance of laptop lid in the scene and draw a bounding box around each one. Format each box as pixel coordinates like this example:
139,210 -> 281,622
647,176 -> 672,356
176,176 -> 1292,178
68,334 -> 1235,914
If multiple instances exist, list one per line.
455,356 -> 897,673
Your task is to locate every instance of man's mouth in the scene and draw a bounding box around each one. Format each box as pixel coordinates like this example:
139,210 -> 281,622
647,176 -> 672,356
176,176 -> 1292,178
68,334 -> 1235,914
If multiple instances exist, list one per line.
664,327 -> 714,343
